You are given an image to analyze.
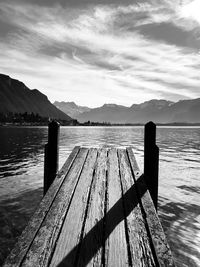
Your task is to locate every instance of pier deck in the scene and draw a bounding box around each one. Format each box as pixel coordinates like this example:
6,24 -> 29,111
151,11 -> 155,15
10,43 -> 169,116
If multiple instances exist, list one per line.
4,147 -> 174,267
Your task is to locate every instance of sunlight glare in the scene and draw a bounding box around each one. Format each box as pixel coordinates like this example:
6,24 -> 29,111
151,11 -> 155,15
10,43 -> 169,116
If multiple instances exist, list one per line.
181,0 -> 200,24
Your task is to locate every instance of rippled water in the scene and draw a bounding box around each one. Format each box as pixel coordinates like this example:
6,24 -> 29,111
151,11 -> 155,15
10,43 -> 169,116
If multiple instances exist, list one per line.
0,126 -> 200,266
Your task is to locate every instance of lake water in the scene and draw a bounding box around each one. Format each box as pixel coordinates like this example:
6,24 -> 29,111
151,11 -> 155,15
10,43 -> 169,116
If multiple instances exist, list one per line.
0,126 -> 199,266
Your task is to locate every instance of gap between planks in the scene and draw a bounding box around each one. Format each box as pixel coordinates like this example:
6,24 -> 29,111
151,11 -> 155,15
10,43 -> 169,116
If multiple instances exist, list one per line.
4,147 -> 175,267
3,146 -> 81,267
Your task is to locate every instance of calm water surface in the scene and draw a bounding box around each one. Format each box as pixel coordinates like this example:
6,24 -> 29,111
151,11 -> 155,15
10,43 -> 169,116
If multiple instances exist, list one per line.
0,126 -> 200,266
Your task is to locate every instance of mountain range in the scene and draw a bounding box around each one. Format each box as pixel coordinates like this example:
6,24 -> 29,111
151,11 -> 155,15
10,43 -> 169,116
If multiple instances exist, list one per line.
0,74 -> 71,121
54,99 -> 200,124
1,73 -> 200,124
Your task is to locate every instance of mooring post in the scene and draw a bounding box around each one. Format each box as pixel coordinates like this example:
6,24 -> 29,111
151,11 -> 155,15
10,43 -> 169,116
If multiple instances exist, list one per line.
144,121 -> 159,210
44,120 -> 60,195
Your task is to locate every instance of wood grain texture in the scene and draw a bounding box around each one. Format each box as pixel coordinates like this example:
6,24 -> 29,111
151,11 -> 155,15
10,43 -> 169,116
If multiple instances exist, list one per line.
104,148 -> 129,266
118,149 -> 156,267
76,148 -> 108,267
3,146 -> 80,267
49,148 -> 98,267
21,147 -> 89,267
127,147 -> 175,267
4,146 -> 175,267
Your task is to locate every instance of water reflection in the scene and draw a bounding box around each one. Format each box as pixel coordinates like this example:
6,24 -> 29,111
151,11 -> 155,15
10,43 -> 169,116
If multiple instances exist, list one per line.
59,127 -> 144,167
0,126 -> 200,266
0,187 -> 43,263
0,126 -> 47,178
159,197 -> 200,267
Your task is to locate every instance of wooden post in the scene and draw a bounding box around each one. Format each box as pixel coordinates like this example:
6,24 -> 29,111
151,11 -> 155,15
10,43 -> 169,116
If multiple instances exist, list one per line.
144,121 -> 159,210
44,120 -> 60,195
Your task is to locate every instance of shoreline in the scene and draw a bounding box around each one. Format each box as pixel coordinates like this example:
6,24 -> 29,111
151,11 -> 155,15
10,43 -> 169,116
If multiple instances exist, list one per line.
1,122 -> 200,127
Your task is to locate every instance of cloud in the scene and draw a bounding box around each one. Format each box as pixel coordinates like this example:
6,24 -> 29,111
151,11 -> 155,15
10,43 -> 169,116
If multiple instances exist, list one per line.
1,0 -> 141,8
0,0 -> 200,107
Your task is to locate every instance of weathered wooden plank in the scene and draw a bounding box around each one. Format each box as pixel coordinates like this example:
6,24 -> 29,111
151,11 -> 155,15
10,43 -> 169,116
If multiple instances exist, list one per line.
76,148 -> 108,267
49,148 -> 98,267
20,147 -> 89,267
4,145 -> 175,267
118,149 -> 156,266
104,148 -> 129,266
127,147 -> 175,267
3,146 -> 80,267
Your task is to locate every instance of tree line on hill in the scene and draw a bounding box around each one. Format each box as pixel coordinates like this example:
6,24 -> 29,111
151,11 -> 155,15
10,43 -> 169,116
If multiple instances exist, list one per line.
0,112 -> 78,125
0,113 -> 113,126
1,113 -> 200,126
0,112 -> 46,123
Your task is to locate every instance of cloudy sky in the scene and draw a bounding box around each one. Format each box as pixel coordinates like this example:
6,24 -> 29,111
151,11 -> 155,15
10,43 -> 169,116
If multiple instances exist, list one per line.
0,0 -> 200,107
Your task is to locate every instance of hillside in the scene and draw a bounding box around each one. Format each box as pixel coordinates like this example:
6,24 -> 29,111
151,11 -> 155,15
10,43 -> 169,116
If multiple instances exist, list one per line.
75,99 -> 200,123
76,104 -> 129,123
0,74 -> 72,121
54,101 -> 91,118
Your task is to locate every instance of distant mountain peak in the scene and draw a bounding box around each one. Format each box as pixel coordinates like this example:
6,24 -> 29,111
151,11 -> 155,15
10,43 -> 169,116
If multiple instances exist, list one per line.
131,99 -> 174,109
103,103 -> 117,108
101,103 -> 128,109
53,101 -> 91,118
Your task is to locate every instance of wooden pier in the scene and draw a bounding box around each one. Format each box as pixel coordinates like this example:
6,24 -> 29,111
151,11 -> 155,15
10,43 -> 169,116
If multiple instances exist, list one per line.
4,122 -> 175,267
